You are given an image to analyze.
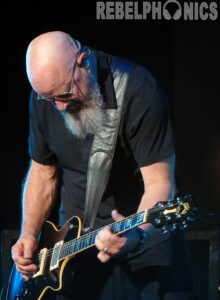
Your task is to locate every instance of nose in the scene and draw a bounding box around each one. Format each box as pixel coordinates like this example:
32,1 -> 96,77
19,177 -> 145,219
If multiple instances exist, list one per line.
55,100 -> 70,111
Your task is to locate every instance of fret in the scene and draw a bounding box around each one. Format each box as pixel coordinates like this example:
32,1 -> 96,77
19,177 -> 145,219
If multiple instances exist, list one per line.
130,216 -> 136,227
75,240 -> 81,252
25,196 -> 193,287
90,233 -> 96,244
124,218 -> 131,229
79,237 -> 84,249
118,220 -> 124,231
71,240 -> 75,254
84,235 -> 91,247
136,212 -> 145,225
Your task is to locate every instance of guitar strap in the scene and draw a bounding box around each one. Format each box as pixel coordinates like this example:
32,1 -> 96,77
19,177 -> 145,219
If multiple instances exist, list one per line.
83,57 -> 134,231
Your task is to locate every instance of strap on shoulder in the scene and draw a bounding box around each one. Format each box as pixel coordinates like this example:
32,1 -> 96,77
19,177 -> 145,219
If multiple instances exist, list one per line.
83,58 -> 134,231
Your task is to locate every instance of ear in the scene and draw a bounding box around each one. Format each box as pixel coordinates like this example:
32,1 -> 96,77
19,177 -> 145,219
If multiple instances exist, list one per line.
77,52 -> 90,69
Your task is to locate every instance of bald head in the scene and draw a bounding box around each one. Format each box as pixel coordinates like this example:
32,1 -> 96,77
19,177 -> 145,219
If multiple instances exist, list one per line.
26,31 -> 81,96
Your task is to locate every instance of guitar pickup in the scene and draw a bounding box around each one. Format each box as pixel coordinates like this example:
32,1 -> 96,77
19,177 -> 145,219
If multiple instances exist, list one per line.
33,248 -> 48,278
50,240 -> 64,271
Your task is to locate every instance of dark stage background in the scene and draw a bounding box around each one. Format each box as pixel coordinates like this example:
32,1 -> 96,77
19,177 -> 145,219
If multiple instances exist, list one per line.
0,3 -> 219,236
0,1 -> 220,298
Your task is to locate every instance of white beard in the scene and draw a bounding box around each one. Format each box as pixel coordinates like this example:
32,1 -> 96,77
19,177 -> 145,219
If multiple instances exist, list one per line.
62,77 -> 104,139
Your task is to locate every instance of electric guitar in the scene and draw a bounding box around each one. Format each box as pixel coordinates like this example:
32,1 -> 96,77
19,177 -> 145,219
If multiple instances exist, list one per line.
3,194 -> 195,300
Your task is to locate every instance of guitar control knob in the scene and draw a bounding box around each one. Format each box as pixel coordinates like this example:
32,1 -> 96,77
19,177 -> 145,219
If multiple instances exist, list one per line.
155,218 -> 161,225
165,215 -> 171,221
180,221 -> 188,229
175,213 -> 181,219
176,197 -> 183,205
161,225 -> 168,234
167,201 -> 174,207
158,202 -> 164,207
170,223 -> 177,231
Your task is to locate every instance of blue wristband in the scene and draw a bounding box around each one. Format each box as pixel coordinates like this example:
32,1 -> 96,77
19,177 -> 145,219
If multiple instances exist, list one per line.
133,227 -> 148,254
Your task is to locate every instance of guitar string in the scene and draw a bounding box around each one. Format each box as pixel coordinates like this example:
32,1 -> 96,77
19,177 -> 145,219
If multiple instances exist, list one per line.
34,211 -> 146,261
58,200 -> 181,256
35,201 -> 184,262
36,218 -> 141,260
34,202 -> 183,262
58,212 -> 145,259
44,196 -> 192,262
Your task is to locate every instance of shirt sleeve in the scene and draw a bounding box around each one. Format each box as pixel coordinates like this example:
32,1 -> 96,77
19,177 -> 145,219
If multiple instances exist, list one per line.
28,90 -> 58,165
122,66 -> 175,167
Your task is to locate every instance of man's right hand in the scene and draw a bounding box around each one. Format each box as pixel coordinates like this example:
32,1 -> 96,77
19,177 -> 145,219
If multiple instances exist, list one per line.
12,233 -> 39,281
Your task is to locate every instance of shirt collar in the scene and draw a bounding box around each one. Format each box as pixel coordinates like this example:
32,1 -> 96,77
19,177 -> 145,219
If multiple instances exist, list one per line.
93,50 -> 117,109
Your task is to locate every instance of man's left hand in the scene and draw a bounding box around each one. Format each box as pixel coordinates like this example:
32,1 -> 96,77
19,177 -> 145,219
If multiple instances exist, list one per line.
95,210 -> 140,263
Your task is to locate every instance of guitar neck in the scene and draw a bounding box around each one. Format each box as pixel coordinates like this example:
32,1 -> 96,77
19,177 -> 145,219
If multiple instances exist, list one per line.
34,196 -> 193,278
59,210 -> 148,260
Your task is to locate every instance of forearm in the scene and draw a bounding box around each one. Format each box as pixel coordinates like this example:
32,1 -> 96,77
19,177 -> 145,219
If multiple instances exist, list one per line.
138,155 -> 175,232
138,181 -> 172,211
138,182 -> 173,231
97,181 -> 173,262
96,157 -> 175,262
21,160 -> 59,238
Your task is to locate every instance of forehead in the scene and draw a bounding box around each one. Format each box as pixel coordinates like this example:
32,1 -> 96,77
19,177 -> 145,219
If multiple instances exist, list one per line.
28,43 -> 78,96
33,60 -> 74,96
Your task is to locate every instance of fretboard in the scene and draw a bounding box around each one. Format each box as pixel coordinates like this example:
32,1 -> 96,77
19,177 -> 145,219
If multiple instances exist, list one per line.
59,210 -> 147,260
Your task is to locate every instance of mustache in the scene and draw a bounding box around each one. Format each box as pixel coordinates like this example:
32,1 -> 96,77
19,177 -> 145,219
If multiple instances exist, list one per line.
66,99 -> 87,114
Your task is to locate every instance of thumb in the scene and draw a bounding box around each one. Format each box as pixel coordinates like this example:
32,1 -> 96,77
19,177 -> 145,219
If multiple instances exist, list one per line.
23,239 -> 36,259
111,210 -> 124,222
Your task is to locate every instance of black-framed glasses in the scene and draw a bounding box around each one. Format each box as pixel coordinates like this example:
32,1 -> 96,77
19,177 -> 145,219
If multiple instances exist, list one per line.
37,50 -> 81,102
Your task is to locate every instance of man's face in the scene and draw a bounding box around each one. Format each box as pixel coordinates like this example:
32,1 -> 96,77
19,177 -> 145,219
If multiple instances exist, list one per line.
36,50 -> 92,110
35,50 -> 105,139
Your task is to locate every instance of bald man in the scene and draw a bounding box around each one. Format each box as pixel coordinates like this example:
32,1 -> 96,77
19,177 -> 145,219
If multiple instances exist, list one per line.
11,31 -> 195,300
